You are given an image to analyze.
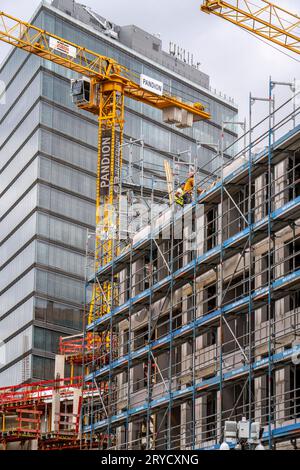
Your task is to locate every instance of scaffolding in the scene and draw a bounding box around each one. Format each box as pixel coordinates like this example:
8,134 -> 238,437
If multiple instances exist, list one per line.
0,376 -> 87,450
81,82 -> 300,450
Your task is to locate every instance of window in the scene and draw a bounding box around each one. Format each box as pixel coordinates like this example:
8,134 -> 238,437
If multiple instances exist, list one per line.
187,292 -> 195,322
35,269 -> 85,304
37,213 -> 88,251
285,237 -> 300,274
34,327 -> 62,354
203,283 -> 216,315
288,152 -> 300,200
0,213 -> 37,267
32,356 -> 54,380
35,298 -> 82,330
289,365 -> 300,419
38,184 -> 95,226
261,372 -> 275,425
134,326 -> 148,350
1,103 -> 40,169
39,157 -> 95,199
203,328 -> 217,348
0,74 -> 40,148
36,241 -> 86,278
261,252 -> 274,286
123,329 -> 129,355
206,208 -> 217,250
204,394 -> 216,441
40,102 -> 97,145
40,129 -> 96,172
0,241 -> 36,292
0,270 -> 35,317
290,291 -> 300,311
1,159 -> 38,219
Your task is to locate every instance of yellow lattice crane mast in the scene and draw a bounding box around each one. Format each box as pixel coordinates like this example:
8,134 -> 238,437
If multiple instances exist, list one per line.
201,1 -> 300,55
0,11 -> 210,360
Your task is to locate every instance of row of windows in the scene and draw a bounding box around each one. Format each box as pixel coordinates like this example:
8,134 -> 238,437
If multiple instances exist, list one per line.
0,297 -> 34,342
1,158 -> 38,219
0,214 -> 37,267
0,185 -> 38,242
0,103 -> 39,170
0,12 -> 43,84
0,293 -> 83,348
32,355 -> 53,381
0,241 -> 35,293
1,210 -> 90,269
1,130 -> 39,192
34,326 -> 64,354
0,269 -> 35,318
1,265 -> 86,321
0,55 -> 40,120
35,297 -> 83,331
1,180 -> 95,268
39,128 -> 96,172
35,268 -> 86,305
4,327 -> 33,366
0,355 -> 32,387
38,183 -> 95,226
1,238 -> 87,293
40,101 -> 97,145
0,74 -> 41,148
37,212 -> 89,252
41,9 -> 237,129
39,155 -> 96,200
36,240 -> 86,278
32,355 -> 81,381
41,70 -> 95,120
40,68 -> 236,150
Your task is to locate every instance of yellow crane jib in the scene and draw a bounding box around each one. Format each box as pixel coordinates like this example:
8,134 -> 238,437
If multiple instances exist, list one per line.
200,0 -> 300,56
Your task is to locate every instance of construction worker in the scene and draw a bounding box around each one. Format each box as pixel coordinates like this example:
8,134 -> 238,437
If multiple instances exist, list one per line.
183,172 -> 195,203
174,182 -> 186,207
184,172 -> 203,202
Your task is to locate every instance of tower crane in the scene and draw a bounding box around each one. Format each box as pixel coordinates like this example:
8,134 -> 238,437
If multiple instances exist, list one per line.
201,1 -> 300,56
0,12 -> 210,358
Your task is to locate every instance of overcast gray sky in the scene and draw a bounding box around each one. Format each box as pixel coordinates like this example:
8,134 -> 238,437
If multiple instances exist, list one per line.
0,0 -> 299,124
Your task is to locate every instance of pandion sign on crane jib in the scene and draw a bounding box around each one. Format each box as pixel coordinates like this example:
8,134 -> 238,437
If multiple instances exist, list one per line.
140,74 -> 163,96
99,130 -> 121,198
49,37 -> 77,58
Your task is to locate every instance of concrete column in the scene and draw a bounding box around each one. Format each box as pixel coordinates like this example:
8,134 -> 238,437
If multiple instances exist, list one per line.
195,396 -> 206,447
72,388 -> 82,434
254,376 -> 263,422
128,421 -> 134,450
254,175 -> 265,222
216,390 -> 222,443
274,160 -> 289,210
196,207 -> 205,256
180,403 -> 189,449
275,368 -> 288,426
30,439 -> 38,450
54,355 -> 65,380
51,391 -> 60,432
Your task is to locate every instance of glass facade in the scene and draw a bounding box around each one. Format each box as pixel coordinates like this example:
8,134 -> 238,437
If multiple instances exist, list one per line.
0,1 -> 238,386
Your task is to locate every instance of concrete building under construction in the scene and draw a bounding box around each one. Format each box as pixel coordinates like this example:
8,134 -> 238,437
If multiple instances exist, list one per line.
82,92 -> 300,450
1,96 -> 299,450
